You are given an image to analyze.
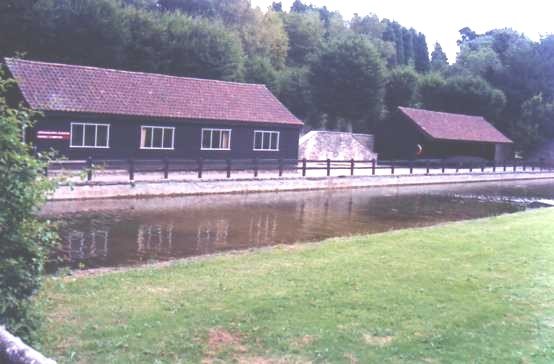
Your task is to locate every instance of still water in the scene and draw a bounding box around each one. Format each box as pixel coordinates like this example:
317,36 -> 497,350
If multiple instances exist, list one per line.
41,180 -> 554,269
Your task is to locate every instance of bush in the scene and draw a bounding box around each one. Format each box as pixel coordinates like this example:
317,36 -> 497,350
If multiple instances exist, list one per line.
0,70 -> 58,342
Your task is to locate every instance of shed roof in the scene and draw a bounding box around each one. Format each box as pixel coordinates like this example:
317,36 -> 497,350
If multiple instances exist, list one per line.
4,58 -> 303,126
399,107 -> 512,144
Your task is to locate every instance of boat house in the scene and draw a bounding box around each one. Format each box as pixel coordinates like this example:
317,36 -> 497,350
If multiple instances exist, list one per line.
377,107 -> 513,162
4,58 -> 303,160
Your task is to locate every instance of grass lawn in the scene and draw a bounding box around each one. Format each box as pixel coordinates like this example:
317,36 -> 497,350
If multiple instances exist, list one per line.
37,208 -> 554,363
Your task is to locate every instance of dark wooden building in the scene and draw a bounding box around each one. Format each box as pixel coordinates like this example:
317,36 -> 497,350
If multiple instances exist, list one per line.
377,107 -> 513,162
5,58 -> 303,160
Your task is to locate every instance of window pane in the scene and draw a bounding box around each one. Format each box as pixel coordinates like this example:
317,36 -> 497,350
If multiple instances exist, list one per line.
142,127 -> 153,148
270,133 -> 278,150
71,124 -> 83,146
211,130 -> 221,148
152,128 -> 163,148
254,132 -> 262,149
97,125 -> 108,147
163,128 -> 173,149
84,125 -> 96,146
221,131 -> 230,149
202,130 -> 210,148
262,132 -> 270,150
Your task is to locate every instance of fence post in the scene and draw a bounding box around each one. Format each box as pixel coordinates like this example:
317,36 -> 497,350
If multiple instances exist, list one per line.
43,164 -> 48,177
540,158 -> 545,171
278,158 -> 283,177
391,161 -> 395,175
426,162 -> 430,175
503,162 -> 506,172
409,161 -> 413,175
163,158 -> 169,179
523,162 -> 526,172
513,161 -> 517,172
326,158 -> 331,177
492,162 -> 496,173
302,158 -> 307,177
350,158 -> 354,176
253,158 -> 258,178
197,158 -> 203,179
128,158 -> 134,181
226,159 -> 232,178
469,163 -> 473,173
371,159 -> 376,175
86,156 -> 93,181
481,163 -> 485,173
456,163 -> 460,173
441,160 -> 445,174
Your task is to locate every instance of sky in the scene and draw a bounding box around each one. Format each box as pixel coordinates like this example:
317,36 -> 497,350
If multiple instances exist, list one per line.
250,0 -> 554,62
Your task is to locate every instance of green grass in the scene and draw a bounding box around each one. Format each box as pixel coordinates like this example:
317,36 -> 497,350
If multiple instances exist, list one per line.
37,209 -> 554,363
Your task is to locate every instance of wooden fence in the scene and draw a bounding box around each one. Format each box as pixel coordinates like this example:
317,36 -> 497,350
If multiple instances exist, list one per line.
45,157 -> 554,182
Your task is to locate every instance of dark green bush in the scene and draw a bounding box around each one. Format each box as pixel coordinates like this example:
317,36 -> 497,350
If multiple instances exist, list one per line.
0,70 -> 58,342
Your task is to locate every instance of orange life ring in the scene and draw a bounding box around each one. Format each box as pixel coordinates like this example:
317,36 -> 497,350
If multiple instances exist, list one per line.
416,144 -> 423,156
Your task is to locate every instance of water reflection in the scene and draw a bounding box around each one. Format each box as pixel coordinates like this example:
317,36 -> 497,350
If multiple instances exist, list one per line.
42,180 -> 554,270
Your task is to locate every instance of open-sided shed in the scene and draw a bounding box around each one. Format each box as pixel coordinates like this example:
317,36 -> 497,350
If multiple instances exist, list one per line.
377,107 -> 513,162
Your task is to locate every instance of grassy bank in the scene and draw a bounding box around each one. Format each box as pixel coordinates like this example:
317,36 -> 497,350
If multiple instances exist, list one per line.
37,209 -> 554,363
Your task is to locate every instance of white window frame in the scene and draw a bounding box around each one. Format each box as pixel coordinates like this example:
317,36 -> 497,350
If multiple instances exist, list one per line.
253,130 -> 280,151
139,125 -> 175,150
70,122 -> 110,149
201,128 -> 232,151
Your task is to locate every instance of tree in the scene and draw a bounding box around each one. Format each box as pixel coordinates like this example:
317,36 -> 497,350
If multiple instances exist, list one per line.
244,57 -> 279,92
514,94 -> 554,152
385,66 -> 420,112
283,11 -> 324,66
457,26 -> 477,46
0,71 -> 58,342
310,34 -> 386,131
414,33 -> 430,73
430,42 -> 448,71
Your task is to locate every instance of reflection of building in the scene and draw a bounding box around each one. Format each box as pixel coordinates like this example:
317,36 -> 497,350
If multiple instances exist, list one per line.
197,219 -> 230,252
66,230 -> 109,261
137,224 -> 174,255
248,214 -> 278,246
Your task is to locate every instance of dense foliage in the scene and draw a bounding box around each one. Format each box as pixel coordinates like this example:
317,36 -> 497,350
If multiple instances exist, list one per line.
0,71 -> 57,341
2,0 -> 553,153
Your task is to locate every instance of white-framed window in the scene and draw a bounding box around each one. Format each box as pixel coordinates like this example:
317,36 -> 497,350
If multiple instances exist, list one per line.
201,128 -> 231,150
140,126 -> 175,150
70,122 -> 110,148
253,130 -> 279,151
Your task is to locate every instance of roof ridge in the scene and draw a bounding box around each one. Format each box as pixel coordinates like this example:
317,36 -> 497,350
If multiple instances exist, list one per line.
4,57 -> 267,89
399,106 -> 486,119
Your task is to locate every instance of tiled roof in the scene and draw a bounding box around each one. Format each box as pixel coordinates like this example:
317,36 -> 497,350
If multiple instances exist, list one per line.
4,58 -> 303,126
399,107 -> 512,144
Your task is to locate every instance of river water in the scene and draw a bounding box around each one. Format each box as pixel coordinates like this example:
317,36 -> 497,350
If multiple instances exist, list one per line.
41,180 -> 554,270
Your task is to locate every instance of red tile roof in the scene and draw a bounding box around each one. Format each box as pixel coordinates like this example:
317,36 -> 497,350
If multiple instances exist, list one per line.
399,107 -> 512,144
4,58 -> 303,126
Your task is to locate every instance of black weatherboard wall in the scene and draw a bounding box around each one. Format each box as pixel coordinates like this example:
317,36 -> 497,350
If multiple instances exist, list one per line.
32,112 -> 301,160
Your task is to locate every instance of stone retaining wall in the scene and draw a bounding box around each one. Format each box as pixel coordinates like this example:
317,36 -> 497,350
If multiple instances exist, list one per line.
49,171 -> 554,201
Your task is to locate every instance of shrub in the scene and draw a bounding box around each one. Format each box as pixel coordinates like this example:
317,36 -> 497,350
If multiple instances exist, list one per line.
0,70 -> 58,342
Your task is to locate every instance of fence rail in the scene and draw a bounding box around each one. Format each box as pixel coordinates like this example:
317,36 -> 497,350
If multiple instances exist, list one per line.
45,157 -> 554,182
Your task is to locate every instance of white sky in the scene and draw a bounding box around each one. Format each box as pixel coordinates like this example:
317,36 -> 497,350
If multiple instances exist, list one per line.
250,0 -> 554,62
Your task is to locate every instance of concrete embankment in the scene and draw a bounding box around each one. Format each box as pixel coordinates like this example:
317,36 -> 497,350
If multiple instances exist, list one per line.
49,171 -> 554,201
